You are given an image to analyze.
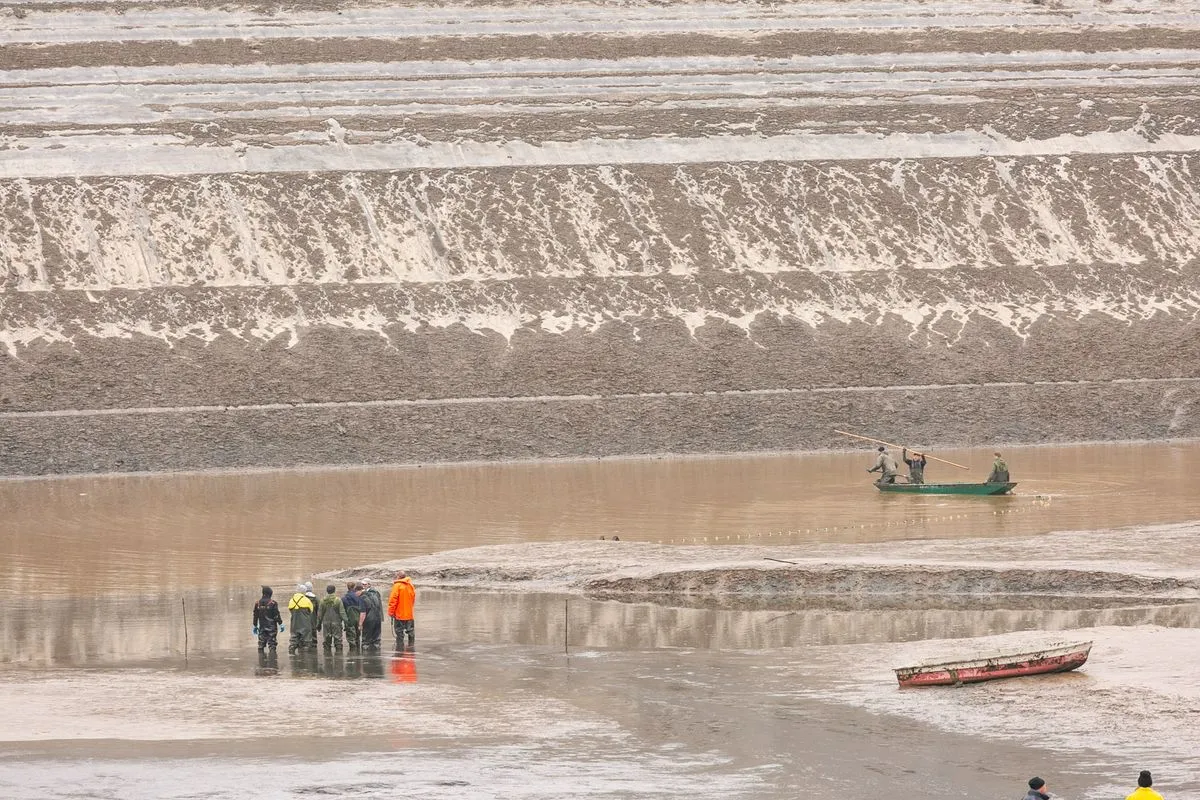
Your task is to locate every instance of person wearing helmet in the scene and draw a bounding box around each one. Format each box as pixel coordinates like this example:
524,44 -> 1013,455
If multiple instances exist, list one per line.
251,586 -> 284,653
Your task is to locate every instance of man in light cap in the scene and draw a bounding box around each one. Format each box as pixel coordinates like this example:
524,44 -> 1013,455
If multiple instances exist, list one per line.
287,583 -> 315,654
388,571 -> 416,648
303,582 -> 320,650
1126,770 -> 1164,800
359,578 -> 384,648
1023,777 -> 1049,800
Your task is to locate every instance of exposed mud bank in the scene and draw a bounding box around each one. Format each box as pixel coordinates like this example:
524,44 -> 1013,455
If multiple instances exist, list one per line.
324,530 -> 1200,610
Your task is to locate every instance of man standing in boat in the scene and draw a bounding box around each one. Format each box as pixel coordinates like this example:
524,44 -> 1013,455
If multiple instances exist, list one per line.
901,448 -> 927,484
987,452 -> 1010,483
867,445 -> 899,485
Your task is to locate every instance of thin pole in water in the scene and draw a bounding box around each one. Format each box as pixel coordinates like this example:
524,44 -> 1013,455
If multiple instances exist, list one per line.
564,598 -> 569,656
181,596 -> 189,665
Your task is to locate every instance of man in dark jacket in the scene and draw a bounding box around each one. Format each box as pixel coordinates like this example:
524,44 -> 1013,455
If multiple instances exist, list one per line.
342,582 -> 364,649
251,586 -> 284,653
360,578 -> 384,649
1024,776 -> 1050,800
902,448 -> 927,484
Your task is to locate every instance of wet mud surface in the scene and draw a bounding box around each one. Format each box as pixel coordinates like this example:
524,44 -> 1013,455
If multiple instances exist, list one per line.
2,445 -> 1199,798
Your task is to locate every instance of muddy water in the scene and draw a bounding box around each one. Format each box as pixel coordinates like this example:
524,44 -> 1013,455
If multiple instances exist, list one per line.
3,441 -> 1197,595
2,441 -> 1200,800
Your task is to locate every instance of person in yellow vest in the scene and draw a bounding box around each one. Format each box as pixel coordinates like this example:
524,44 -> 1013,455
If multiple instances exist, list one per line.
287,583 -> 316,654
1127,771 -> 1164,800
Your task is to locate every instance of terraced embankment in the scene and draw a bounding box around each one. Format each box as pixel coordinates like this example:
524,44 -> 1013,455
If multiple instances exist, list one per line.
2,0 -> 1199,474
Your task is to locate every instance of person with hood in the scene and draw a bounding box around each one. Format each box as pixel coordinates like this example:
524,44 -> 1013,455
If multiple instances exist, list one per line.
251,585 -> 284,653
287,583 -> 316,654
359,578 -> 384,648
316,584 -> 349,651
1024,777 -> 1050,800
303,582 -> 320,649
988,452 -> 1011,483
867,445 -> 899,485
901,448 -> 927,484
342,582 -> 364,649
1126,770 -> 1164,800
388,571 -> 417,648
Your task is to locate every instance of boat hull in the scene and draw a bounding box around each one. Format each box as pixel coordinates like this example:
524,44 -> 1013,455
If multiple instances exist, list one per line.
877,481 -> 1017,495
895,642 -> 1093,688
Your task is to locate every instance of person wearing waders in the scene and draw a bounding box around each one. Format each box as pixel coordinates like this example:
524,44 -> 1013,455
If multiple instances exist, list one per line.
987,452 -> 1010,483
317,584 -> 348,651
341,582 -> 364,649
359,578 -> 384,649
303,582 -> 320,650
902,448 -> 927,485
251,585 -> 284,653
287,583 -> 316,654
867,446 -> 899,485
388,571 -> 416,649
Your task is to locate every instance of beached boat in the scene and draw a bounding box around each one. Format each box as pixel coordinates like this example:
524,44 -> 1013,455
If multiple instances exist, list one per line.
877,481 -> 1017,495
894,641 -> 1093,687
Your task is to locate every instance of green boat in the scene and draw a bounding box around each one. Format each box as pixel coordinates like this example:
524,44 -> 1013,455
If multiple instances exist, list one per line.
876,481 -> 1017,496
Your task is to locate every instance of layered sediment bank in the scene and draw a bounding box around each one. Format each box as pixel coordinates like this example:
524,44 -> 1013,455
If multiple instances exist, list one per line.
2,0 -> 1200,474
325,522 -> 1200,606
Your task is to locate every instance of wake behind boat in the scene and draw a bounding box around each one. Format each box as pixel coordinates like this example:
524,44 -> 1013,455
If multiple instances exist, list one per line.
877,481 -> 1017,496
894,641 -> 1093,688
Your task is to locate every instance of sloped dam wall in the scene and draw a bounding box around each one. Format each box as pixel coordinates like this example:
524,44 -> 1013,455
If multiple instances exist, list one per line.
2,0 -> 1199,474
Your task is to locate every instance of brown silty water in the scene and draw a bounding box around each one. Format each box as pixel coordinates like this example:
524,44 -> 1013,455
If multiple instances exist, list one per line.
2,442 -> 1199,799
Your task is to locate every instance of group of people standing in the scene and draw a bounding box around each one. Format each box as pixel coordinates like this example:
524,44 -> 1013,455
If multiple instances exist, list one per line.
250,572 -> 416,654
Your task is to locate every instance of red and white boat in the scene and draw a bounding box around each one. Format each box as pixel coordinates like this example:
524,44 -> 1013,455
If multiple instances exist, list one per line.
894,641 -> 1093,688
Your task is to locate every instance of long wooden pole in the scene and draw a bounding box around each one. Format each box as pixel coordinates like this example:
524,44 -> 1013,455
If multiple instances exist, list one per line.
833,429 -> 970,470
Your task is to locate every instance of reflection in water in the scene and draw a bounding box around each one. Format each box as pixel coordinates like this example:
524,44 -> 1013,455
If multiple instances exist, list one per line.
5,587 -> 1199,669
2,441 -> 1198,595
391,648 -> 418,683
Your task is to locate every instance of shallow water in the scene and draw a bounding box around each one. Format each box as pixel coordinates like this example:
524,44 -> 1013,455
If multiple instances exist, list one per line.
2,442 -> 1199,799
3,441 -> 1197,595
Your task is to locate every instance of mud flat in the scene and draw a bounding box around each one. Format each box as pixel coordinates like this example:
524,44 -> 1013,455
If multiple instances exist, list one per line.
321,521 -> 1200,797
326,522 -> 1200,603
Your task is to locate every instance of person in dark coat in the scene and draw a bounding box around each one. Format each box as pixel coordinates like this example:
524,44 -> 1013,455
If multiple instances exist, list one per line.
1024,776 -> 1050,800
360,579 -> 384,649
342,582 -> 364,649
902,448 -> 927,484
251,586 -> 284,653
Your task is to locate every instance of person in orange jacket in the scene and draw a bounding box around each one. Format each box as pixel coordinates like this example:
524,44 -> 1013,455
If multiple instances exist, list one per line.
388,571 -> 417,648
